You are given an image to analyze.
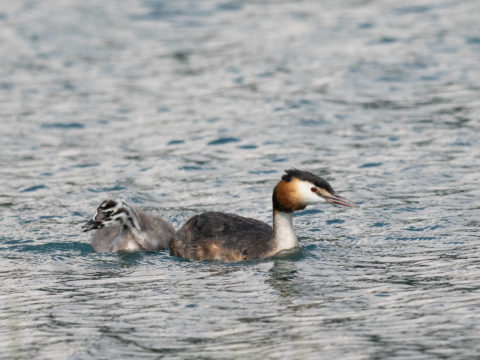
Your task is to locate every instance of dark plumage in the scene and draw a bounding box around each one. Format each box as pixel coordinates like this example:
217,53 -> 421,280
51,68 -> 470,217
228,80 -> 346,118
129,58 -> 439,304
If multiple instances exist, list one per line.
99,200 -> 117,210
170,212 -> 273,261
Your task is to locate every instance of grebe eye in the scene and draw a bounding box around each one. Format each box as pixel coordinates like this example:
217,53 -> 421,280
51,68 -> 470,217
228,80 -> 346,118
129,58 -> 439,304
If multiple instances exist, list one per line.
311,187 -> 317,193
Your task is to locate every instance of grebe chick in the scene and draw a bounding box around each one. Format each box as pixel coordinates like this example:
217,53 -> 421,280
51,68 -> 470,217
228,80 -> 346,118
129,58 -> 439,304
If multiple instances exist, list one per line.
82,199 -> 175,253
170,169 -> 357,262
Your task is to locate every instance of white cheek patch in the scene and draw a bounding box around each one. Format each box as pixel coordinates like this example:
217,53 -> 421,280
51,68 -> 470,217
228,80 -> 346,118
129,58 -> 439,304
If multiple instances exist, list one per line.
296,180 -> 325,204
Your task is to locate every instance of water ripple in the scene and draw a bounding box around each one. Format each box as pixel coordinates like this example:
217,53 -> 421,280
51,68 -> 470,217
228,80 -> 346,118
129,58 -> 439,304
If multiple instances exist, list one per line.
1,0 -> 480,358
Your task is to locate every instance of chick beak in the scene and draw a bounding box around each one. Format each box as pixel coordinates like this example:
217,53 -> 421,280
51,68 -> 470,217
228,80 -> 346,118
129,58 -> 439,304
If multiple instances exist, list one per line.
82,212 -> 105,232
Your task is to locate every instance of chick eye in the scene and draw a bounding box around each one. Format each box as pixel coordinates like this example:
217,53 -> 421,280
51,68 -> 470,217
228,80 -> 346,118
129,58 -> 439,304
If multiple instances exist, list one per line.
311,187 -> 317,193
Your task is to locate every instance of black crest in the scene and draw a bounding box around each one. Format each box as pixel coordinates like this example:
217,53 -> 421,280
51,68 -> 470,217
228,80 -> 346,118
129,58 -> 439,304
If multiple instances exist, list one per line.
99,200 -> 118,210
282,169 -> 335,194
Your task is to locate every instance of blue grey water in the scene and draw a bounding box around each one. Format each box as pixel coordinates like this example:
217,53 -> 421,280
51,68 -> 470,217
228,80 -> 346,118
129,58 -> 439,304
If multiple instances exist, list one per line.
1,0 -> 480,358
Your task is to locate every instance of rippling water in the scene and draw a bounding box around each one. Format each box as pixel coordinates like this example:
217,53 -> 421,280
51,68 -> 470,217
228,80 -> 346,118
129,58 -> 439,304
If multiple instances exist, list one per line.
1,0 -> 480,358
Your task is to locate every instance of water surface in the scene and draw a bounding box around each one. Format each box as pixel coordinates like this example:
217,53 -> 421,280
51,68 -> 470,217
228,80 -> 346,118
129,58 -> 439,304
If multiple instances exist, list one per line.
1,0 -> 480,358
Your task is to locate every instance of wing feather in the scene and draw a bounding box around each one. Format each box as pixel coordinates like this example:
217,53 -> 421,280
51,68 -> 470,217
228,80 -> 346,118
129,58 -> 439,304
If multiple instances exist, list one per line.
171,212 -> 273,261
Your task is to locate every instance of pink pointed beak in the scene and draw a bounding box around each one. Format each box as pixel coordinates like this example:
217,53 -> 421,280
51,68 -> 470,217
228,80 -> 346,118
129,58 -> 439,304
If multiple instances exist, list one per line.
324,193 -> 358,207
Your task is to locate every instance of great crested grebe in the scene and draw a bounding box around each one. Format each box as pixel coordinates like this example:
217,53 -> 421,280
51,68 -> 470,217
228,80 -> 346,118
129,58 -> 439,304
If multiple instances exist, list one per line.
82,199 -> 175,253
170,169 -> 357,262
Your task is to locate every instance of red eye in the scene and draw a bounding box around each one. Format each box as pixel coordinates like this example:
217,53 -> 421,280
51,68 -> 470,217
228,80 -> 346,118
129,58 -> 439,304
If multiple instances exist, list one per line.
311,187 -> 317,192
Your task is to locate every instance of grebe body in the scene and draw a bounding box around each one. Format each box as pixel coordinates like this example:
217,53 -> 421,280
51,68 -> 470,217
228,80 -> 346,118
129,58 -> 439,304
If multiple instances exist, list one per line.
172,211 -> 273,261
170,169 -> 357,261
82,199 -> 175,253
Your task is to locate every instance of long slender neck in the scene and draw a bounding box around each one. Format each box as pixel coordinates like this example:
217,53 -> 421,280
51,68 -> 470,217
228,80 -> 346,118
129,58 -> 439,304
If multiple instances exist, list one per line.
272,210 -> 298,253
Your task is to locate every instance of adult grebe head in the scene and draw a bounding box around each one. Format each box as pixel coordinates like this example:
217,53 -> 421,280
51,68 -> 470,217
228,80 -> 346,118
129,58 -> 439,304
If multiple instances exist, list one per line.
82,199 -> 140,232
272,169 -> 357,212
